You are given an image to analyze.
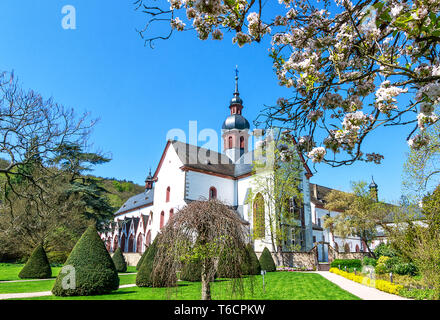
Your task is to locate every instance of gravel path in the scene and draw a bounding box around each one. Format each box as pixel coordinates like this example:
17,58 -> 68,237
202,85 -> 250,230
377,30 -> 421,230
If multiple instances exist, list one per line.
0,284 -> 137,300
315,271 -> 409,300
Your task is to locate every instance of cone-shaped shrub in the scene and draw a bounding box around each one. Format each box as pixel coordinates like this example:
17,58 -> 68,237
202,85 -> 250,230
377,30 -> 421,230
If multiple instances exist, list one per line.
259,247 -> 276,272
52,225 -> 119,296
18,244 -> 52,279
246,244 -> 261,275
136,247 -> 149,271
112,248 -> 127,272
136,237 -> 159,287
217,247 -> 248,278
180,258 -> 203,282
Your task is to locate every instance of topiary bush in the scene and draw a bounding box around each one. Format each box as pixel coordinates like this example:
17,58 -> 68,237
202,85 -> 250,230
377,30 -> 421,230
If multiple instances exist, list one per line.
217,246 -> 248,278
330,259 -> 362,270
18,244 -> 52,279
136,247 -> 149,271
259,247 -> 276,272
52,225 -> 119,296
112,248 -> 127,273
136,237 -> 159,287
245,244 -> 261,275
180,258 -> 203,282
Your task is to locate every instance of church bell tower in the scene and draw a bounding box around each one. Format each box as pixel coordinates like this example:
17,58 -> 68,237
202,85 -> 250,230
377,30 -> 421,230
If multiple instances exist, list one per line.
222,67 -> 250,162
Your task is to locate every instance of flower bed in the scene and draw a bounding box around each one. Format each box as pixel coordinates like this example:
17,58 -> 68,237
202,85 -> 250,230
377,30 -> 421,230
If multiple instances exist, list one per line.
277,266 -> 315,272
329,267 -> 404,296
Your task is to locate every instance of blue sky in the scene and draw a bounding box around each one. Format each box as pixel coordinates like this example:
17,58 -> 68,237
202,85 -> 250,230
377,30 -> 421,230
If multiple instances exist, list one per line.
0,1 -> 411,203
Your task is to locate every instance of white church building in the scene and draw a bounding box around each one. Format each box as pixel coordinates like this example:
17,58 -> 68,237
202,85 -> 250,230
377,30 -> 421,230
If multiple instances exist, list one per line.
101,72 -> 374,267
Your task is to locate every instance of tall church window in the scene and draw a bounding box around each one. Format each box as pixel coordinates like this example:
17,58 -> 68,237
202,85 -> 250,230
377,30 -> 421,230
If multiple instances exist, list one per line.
209,187 -> 217,200
228,136 -> 233,149
166,187 -> 171,202
160,211 -> 165,229
169,209 -> 174,221
253,193 -> 265,239
240,136 -> 244,149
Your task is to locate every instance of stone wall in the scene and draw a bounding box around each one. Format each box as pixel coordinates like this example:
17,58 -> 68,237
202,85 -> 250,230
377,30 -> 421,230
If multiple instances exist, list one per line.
328,245 -> 372,262
123,253 -> 142,266
256,247 -> 318,270
111,252 -> 142,266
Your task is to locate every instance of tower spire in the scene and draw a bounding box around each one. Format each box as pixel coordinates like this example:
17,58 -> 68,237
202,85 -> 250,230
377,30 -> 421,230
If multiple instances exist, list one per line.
235,65 -> 239,96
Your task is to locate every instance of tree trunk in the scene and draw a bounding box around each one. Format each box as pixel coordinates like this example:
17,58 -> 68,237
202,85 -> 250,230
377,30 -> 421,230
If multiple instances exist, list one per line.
363,238 -> 376,259
201,261 -> 211,300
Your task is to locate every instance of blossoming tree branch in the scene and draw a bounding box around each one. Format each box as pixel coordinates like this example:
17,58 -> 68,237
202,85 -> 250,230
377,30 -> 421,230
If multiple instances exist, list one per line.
135,0 -> 440,167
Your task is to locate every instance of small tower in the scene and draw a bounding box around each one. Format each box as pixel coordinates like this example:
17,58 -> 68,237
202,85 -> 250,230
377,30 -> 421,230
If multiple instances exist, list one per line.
222,66 -> 250,162
145,168 -> 154,190
369,176 -> 378,202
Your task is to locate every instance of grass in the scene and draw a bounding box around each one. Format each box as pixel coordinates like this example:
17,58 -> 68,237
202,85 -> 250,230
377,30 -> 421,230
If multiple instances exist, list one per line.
0,263 -> 137,294
0,263 -> 62,281
12,272 -> 360,300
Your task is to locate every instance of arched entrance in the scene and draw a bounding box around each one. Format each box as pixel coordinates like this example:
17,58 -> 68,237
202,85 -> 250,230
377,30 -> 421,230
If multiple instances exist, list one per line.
137,233 -> 143,253
113,237 -> 118,252
120,234 -> 126,252
145,230 -> 151,247
128,234 -> 134,252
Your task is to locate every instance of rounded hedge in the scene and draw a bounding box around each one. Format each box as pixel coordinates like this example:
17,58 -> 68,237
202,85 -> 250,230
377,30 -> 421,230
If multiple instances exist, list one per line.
112,248 -> 127,273
259,247 -> 276,272
136,237 -> 159,287
245,244 -> 261,275
18,244 -> 52,279
52,225 -> 119,296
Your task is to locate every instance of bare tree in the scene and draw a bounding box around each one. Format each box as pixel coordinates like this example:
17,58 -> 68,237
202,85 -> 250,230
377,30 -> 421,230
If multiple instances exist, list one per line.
151,199 -> 250,300
0,70 -> 96,201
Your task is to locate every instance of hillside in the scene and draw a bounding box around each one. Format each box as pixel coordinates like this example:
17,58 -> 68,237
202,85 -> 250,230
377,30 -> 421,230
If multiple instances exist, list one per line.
98,178 -> 145,211
0,158 -> 144,213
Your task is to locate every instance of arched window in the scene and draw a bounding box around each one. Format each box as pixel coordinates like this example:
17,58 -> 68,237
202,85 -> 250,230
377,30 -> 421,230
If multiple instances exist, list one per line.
253,193 -> 265,239
355,244 -> 360,253
166,187 -> 171,202
209,187 -> 217,200
240,136 -> 244,149
137,233 -> 143,253
169,208 -> 174,219
228,136 -> 233,149
160,211 -> 165,229
344,243 -> 350,253
334,242 -> 339,252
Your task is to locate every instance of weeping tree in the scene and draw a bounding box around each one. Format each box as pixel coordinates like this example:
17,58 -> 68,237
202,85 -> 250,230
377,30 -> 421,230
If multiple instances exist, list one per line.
151,199 -> 249,300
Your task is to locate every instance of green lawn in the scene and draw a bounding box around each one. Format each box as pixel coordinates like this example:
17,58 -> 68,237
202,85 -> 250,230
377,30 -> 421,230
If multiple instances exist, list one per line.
12,272 -> 360,300
0,263 -> 136,294
0,263 -> 62,281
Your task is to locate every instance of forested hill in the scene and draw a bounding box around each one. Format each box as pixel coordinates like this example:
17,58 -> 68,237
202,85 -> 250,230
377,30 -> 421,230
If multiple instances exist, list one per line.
98,177 -> 145,211
0,158 -> 144,213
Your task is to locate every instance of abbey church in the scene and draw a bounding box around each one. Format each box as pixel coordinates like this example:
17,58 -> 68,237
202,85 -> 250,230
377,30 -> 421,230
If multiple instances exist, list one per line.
100,72 -> 375,267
